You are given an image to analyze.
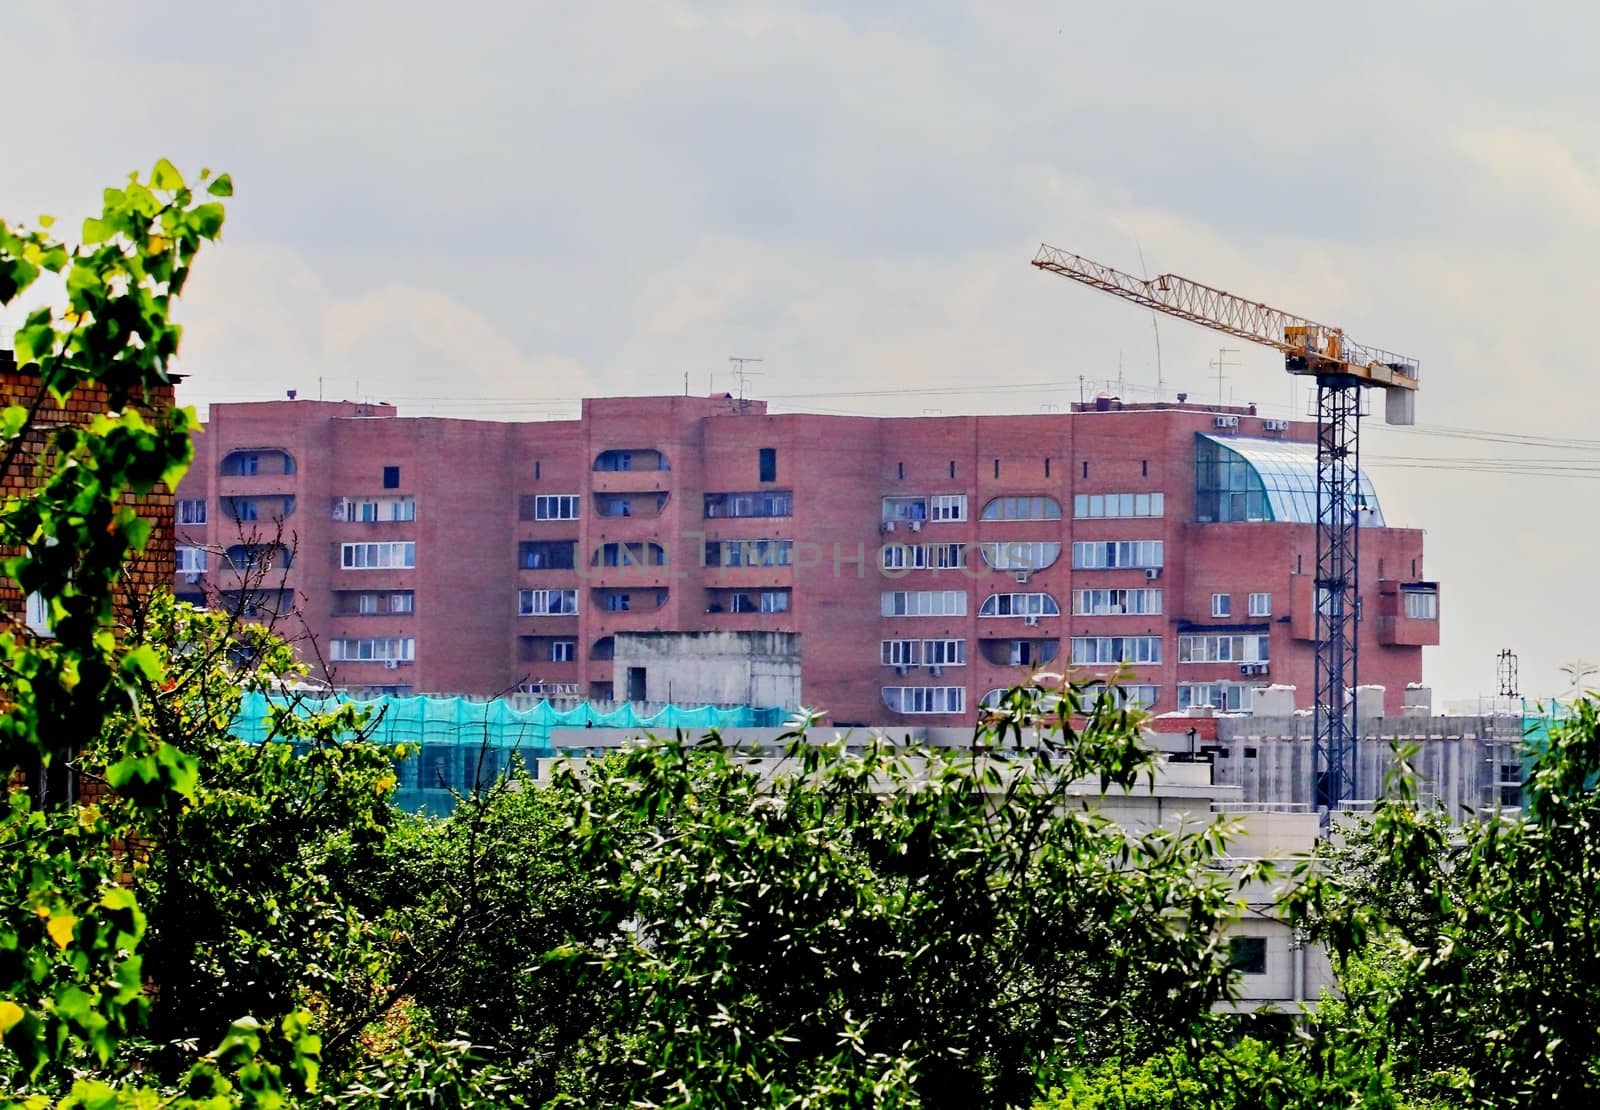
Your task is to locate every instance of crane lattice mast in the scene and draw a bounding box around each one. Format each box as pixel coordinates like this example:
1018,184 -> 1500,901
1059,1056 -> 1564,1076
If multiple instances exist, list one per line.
1031,245 -> 1419,813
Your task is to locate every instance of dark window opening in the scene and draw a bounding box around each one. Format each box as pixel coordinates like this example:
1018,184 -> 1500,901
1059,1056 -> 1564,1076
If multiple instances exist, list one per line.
1142,459 -> 1148,477
1081,461 -> 1088,479
994,459 -> 1000,479
1244,746 -> 1258,759
1229,937 -> 1267,976
949,461 -> 956,478
1044,457 -> 1051,478
519,540 -> 578,570
759,447 -> 777,483
897,461 -> 904,480
535,461 -> 542,480
383,465 -> 400,489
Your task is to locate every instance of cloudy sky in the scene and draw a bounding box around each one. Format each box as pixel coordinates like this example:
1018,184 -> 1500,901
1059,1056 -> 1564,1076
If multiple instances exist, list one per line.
5,1 -> 1595,702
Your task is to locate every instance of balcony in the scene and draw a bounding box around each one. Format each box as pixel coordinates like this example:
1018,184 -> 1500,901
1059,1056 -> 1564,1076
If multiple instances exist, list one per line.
591,587 -> 670,617
221,494 -> 296,525
592,449 -> 671,493
217,448 -> 297,496
704,588 -> 793,624
978,638 -> 1061,667
593,491 -> 670,520
1377,580 -> 1441,647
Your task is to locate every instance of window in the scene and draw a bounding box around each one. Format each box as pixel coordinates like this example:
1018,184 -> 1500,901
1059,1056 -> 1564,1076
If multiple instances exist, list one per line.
978,541 -> 1061,571
1070,636 -> 1162,665
881,496 -> 929,523
531,494 -> 581,521
341,542 -> 416,569
980,495 -> 1061,521
1082,682 -> 1160,709
1178,683 -> 1257,712
759,447 -> 777,483
178,499 -> 207,525
1071,540 -> 1165,570
595,448 -> 668,472
1228,937 -> 1268,976
930,494 -> 967,522
595,542 -> 666,567
1403,585 -> 1439,620
881,543 -> 966,571
979,593 -> 1061,618
1072,492 -> 1165,519
228,497 -> 259,522
704,490 -> 793,518
328,637 -> 415,663
881,590 -> 967,617
881,686 -> 966,714
25,593 -> 52,638
339,591 -> 414,617
1249,592 -> 1272,617
391,591 -> 414,614
727,589 -> 791,613
335,495 -> 415,523
220,452 -> 260,476
880,639 -> 967,667
519,540 -> 578,570
604,593 -> 630,612
704,539 -> 793,567
382,466 -> 400,489
519,588 -> 579,616
1178,633 -> 1271,664
1072,588 -> 1162,616
551,640 -> 577,662
1212,593 -> 1232,618
175,545 -> 208,573
358,593 -> 377,614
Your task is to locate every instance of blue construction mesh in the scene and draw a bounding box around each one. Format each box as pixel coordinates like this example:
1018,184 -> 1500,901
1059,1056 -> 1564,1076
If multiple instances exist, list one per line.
230,692 -> 787,812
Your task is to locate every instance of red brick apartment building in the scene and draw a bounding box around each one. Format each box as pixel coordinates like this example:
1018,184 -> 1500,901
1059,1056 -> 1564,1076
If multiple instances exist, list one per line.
170,393 -> 1439,725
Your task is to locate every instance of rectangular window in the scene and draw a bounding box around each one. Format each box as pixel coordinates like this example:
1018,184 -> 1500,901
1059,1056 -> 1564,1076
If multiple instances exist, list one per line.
528,494 -> 580,521
1403,585 -> 1439,620
978,541 -> 1061,571
358,593 -> 377,615
391,591 -> 414,614
1082,683 -> 1161,709
340,542 -> 416,569
1069,636 -> 1163,665
881,590 -> 967,617
518,588 -> 579,616
759,447 -> 777,483
881,543 -> 966,571
335,495 -> 415,523
881,496 -> 929,523
228,497 -> 259,522
518,540 -> 578,570
338,590 -> 414,616
382,465 -> 400,489
1177,634 -> 1271,664
175,546 -> 208,573
550,639 -> 577,662
1212,593 -> 1232,618
1072,492 -> 1165,519
1071,588 -> 1163,616
1070,540 -> 1165,569
177,499 -> 207,525
1249,592 -> 1271,617
1229,937 -> 1268,976
882,686 -> 966,714
703,539 -> 794,568
880,639 -> 967,667
603,592 -> 630,612
1179,683 -> 1256,712
704,490 -> 794,519
929,494 -> 967,522
724,589 -> 791,613
328,637 -> 415,663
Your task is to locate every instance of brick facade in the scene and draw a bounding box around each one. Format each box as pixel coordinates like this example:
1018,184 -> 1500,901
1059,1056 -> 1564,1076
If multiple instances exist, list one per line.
171,394 -> 1437,723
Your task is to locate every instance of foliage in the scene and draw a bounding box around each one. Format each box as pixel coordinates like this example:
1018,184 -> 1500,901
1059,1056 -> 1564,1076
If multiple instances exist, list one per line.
546,686 -> 1262,1109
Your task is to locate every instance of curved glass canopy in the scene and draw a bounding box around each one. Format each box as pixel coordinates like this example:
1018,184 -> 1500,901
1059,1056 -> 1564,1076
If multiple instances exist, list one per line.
1195,434 -> 1385,526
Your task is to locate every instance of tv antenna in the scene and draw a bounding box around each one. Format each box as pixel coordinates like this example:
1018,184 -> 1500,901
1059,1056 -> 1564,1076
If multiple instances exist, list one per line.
729,356 -> 764,407
1496,649 -> 1519,700
1210,347 -> 1240,406
1560,659 -> 1599,703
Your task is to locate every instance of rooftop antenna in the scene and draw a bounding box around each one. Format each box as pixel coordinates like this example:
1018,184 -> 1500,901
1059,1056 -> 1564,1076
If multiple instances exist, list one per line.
1560,659 -> 1599,704
1209,347 -> 1239,407
1497,648 -> 1519,700
729,356 -> 763,410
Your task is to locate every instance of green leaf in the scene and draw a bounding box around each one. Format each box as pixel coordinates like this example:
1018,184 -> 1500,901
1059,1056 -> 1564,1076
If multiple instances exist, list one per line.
121,643 -> 166,684
81,216 -> 111,245
151,158 -> 184,190
207,173 -> 234,197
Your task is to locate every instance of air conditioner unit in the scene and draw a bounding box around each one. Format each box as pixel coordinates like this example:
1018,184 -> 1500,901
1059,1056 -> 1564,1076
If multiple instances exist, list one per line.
1023,615 -> 1040,627
185,572 -> 200,584
929,665 -> 943,677
1240,663 -> 1268,677
880,520 -> 897,534
1214,415 -> 1240,429
1144,567 -> 1162,580
383,659 -> 400,670
1262,419 -> 1288,432
331,499 -> 350,521
1013,569 -> 1031,584
894,664 -> 909,676
908,519 -> 923,533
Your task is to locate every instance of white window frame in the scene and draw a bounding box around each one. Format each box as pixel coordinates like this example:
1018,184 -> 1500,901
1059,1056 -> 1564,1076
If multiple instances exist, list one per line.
978,592 -> 1061,618
881,543 -> 966,571
550,639 -> 577,662
1403,587 -> 1439,620
341,541 -> 416,570
1177,633 -> 1271,664
1070,540 -> 1165,570
328,637 -> 415,663
881,686 -> 966,714
1069,636 -> 1163,665
881,590 -> 967,617
929,494 -> 968,522
1072,588 -> 1162,616
980,495 -> 1062,521
177,499 -> 207,525
1073,492 -> 1165,519
1212,593 -> 1232,618
534,494 -> 581,521
880,639 -> 967,667
882,496 -> 929,523
518,588 -> 579,616
176,545 -> 208,573
1248,592 -> 1271,617
978,541 -> 1062,571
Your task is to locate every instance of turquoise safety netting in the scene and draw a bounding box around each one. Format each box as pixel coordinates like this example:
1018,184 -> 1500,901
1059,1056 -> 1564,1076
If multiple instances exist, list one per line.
231,692 -> 786,812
